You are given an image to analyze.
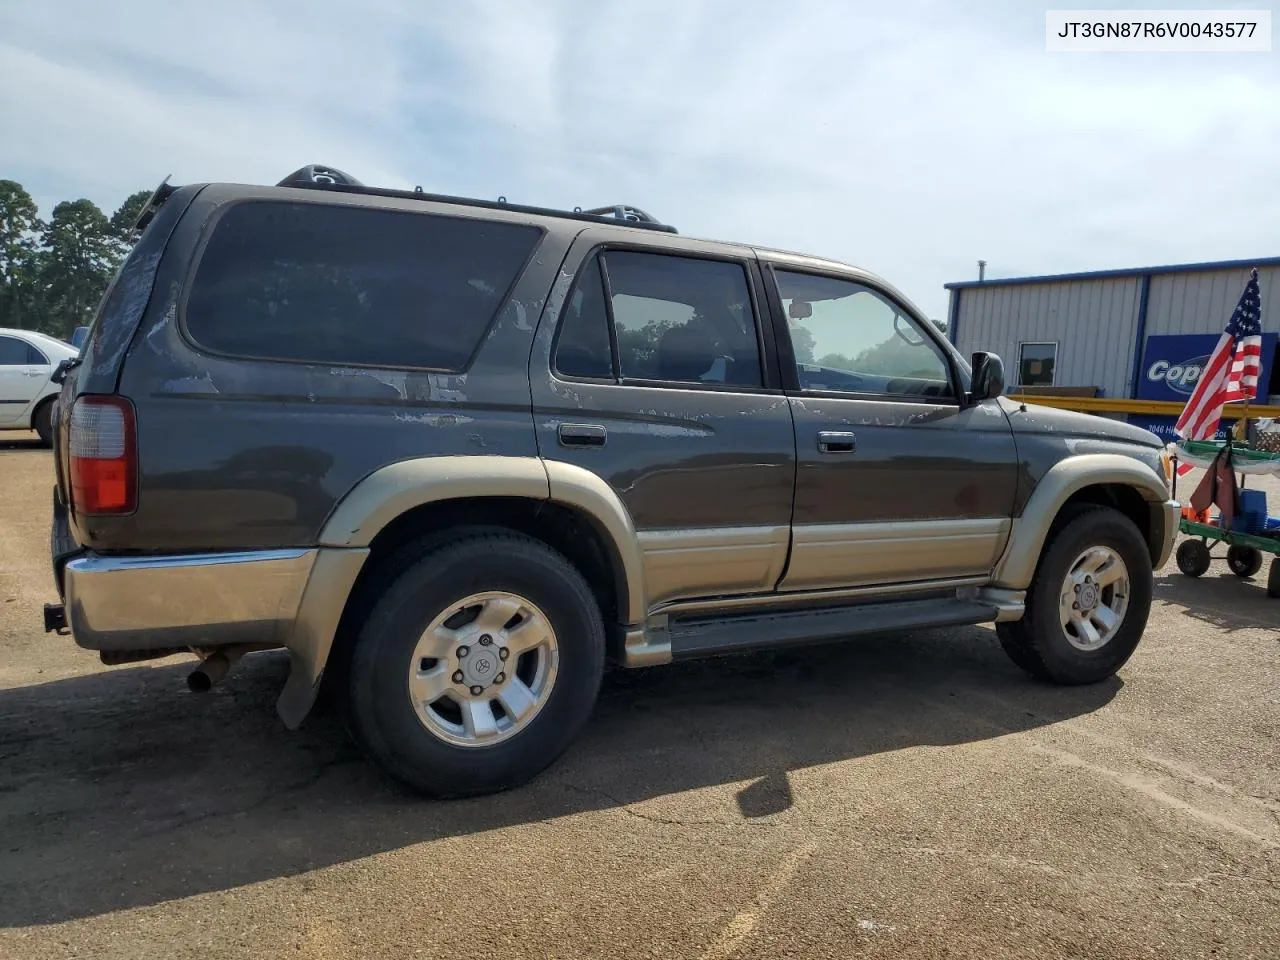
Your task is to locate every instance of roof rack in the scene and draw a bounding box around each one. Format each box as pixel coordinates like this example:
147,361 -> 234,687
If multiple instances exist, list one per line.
274,164 -> 678,233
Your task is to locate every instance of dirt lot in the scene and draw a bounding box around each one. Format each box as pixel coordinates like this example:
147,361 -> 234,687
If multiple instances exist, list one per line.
1,431 -> 1277,960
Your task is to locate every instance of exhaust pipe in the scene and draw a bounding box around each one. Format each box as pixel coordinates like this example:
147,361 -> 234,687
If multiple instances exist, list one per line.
185,643 -> 277,692
187,652 -> 232,692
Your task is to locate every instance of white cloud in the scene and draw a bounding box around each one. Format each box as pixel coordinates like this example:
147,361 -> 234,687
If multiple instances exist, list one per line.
2,0 -> 1279,318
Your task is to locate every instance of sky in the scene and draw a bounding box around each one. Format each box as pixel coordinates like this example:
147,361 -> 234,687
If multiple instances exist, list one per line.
2,0 -> 1278,320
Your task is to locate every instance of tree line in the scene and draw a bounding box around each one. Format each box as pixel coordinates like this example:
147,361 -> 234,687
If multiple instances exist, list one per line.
0,179 -> 151,339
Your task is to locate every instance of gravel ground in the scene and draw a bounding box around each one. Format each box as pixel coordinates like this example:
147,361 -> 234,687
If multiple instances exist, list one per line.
0,431 -> 1277,960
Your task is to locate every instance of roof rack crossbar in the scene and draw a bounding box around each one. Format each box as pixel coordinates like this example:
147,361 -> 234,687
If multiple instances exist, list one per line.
579,205 -> 664,225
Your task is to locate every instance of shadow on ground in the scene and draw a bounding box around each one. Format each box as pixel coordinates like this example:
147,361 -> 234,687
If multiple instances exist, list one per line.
0,626 -> 1119,927
1155,559 -> 1279,632
0,435 -> 45,451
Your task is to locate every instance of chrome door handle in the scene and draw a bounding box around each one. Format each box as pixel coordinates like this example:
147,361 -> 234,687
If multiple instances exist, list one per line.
817,430 -> 856,454
558,423 -> 607,447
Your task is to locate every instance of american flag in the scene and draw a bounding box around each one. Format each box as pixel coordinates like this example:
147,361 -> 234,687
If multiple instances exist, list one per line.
1174,269 -> 1264,442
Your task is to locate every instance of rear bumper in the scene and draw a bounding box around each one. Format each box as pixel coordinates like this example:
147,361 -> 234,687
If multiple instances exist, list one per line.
63,549 -> 318,652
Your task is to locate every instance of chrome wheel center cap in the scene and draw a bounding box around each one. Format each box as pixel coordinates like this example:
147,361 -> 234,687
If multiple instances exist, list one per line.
1078,583 -> 1099,610
461,650 -> 500,688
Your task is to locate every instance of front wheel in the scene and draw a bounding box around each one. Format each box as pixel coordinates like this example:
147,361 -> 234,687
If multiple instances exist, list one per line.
997,504 -> 1153,685
1176,539 -> 1211,577
346,530 -> 606,798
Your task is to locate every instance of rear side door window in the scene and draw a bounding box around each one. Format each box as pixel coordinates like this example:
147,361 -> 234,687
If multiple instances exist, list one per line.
184,201 -> 543,372
0,336 -> 30,365
553,249 -> 764,389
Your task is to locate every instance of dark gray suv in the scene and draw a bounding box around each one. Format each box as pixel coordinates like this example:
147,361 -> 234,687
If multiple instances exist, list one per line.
44,165 -> 1180,797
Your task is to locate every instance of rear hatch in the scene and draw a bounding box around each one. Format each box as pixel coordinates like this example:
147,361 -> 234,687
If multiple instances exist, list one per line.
49,178 -> 203,594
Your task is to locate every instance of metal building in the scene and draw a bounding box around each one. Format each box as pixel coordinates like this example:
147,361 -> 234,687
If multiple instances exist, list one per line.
945,257 -> 1280,422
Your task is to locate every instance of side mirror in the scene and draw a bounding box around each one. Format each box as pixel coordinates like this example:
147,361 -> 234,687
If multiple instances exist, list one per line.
50,357 -> 78,385
968,351 -> 1005,404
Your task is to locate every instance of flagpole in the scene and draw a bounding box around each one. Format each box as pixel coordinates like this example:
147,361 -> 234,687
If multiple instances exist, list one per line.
1234,267 -> 1261,483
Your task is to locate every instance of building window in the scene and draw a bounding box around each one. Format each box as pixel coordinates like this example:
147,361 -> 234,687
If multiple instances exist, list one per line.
1018,342 -> 1057,387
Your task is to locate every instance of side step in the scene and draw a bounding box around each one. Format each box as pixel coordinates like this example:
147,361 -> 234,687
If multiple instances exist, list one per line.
668,597 -> 998,660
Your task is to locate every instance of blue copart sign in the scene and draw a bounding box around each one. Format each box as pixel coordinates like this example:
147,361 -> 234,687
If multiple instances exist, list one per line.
1137,333 -> 1275,402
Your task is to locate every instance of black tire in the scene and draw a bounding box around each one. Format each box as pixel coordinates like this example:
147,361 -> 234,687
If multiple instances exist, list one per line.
1226,545 -> 1263,579
1175,539 -> 1212,578
32,399 -> 54,447
1268,559 -> 1280,599
996,628 -> 1052,680
346,529 -> 605,799
995,504 -> 1153,685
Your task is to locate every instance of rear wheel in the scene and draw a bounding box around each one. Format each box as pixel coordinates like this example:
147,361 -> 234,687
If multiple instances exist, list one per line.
32,399 -> 54,447
996,504 -> 1152,685
346,529 -> 605,798
1268,559 -> 1280,599
1226,545 -> 1263,579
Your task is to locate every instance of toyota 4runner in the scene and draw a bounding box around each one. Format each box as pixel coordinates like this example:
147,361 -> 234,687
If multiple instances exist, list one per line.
44,165 -> 1180,798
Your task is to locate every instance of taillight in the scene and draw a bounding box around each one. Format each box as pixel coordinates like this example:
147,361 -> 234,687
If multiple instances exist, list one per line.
69,396 -> 137,515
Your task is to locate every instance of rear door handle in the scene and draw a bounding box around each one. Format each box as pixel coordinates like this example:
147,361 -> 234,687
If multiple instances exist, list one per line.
558,423 -> 607,447
817,430 -> 856,454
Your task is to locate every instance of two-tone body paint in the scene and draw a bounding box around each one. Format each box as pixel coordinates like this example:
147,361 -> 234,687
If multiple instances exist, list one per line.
50,179 -> 1177,723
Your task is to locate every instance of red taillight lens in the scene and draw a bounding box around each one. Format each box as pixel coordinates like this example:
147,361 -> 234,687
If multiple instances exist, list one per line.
69,396 -> 137,515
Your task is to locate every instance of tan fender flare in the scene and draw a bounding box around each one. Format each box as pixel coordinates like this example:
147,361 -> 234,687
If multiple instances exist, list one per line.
277,455 -> 648,728
543,459 -> 647,626
991,453 -> 1171,591
319,455 -> 552,548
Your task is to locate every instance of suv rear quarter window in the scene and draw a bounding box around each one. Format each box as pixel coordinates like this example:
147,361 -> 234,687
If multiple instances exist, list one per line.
184,201 -> 542,371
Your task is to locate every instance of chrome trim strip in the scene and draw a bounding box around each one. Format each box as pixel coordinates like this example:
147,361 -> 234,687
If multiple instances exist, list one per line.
648,575 -> 990,620
67,549 -> 311,571
64,548 -> 318,652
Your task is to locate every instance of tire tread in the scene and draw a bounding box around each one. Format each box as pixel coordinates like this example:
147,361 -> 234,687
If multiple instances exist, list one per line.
346,528 -> 605,798
997,503 -> 1151,685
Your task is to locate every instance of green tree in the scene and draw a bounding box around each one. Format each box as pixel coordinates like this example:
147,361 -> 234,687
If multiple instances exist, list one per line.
852,334 -> 945,379
0,179 -> 44,329
791,325 -> 816,364
109,190 -> 151,250
36,199 -> 117,337
615,318 -> 673,372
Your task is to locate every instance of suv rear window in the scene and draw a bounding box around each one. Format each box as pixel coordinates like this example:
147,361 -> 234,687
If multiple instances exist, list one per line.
184,201 -> 541,371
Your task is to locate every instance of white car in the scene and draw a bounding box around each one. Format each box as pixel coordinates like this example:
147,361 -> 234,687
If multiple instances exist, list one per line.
0,327 -> 79,446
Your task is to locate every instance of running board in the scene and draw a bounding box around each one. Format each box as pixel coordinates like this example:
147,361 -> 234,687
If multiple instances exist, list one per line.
666,597 -> 999,660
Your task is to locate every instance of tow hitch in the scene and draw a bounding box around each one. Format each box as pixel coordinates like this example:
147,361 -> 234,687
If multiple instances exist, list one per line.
43,603 -> 69,635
